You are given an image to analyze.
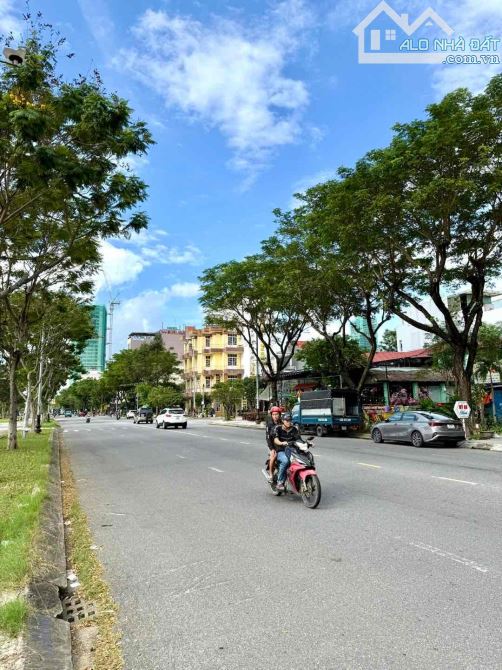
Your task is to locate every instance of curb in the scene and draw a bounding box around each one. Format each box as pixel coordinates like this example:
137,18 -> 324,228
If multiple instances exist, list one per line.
24,428 -> 72,670
208,421 -> 264,431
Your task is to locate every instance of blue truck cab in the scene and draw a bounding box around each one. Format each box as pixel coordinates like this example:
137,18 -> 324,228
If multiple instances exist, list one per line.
292,389 -> 362,437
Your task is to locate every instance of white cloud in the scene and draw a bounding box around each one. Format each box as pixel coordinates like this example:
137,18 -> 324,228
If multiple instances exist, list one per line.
111,283 -> 200,352
0,0 -> 22,35
116,0 -> 316,182
93,240 -> 146,294
93,236 -> 204,296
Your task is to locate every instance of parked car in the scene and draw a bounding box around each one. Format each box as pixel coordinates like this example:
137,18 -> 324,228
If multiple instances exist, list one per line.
134,407 -> 153,424
126,410 -> 136,420
371,411 -> 465,447
155,407 -> 187,430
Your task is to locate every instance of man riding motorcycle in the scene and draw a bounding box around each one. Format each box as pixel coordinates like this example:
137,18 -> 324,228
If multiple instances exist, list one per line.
273,412 -> 301,491
265,406 -> 283,483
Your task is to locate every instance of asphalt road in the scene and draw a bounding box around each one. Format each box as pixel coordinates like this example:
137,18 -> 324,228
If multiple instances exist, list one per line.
63,416 -> 502,670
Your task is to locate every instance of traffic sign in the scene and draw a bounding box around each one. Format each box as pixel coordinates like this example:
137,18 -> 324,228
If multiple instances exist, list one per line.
454,401 -> 471,419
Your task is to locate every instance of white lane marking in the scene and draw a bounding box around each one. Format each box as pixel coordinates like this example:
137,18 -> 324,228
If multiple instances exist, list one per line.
86,429 -> 91,432
63,430 -> 68,433
106,512 -> 126,516
73,430 -> 79,433
209,467 -> 224,473
177,455 -> 186,459
407,541 -> 488,574
219,438 -> 230,442
357,462 -> 381,469
432,476 -> 478,485
239,441 -> 251,445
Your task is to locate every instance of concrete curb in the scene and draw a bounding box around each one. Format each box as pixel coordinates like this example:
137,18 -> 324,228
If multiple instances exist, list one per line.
24,428 -> 72,670
208,421 -> 264,431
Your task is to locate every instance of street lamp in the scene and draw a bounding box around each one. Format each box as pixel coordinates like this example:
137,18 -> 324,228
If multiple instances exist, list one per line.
2,47 -> 26,66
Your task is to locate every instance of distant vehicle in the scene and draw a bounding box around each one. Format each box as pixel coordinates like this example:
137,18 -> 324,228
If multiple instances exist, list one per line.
64,410 -> 72,418
134,407 -> 153,424
126,410 -> 136,420
155,407 -> 187,430
371,411 -> 465,447
292,389 -> 363,437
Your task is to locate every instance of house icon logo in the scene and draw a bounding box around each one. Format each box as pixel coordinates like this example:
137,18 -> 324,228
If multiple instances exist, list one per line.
353,1 -> 454,64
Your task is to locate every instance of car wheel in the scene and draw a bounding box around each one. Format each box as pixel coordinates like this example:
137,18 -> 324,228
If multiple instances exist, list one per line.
182,423 -> 187,429
372,428 -> 384,443
411,430 -> 424,447
163,421 -> 168,429
315,425 -> 324,438
156,421 -> 161,429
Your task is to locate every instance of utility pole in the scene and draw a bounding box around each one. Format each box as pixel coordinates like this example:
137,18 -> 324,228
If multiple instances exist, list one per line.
107,300 -> 120,361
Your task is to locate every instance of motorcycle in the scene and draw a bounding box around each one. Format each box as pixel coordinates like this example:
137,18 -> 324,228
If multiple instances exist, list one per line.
262,438 -> 321,508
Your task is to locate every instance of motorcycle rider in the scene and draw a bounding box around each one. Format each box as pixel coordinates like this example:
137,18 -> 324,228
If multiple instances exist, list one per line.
265,406 -> 282,482
273,411 -> 301,491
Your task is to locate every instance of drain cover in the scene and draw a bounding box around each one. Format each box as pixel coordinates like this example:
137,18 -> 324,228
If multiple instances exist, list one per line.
60,595 -> 97,623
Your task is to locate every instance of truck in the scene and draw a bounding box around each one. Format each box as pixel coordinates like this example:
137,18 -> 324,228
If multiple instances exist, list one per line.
291,389 -> 363,437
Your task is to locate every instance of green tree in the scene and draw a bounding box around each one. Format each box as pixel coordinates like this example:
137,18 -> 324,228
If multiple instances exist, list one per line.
211,380 -> 246,420
200,255 -> 306,399
335,76 -> 501,414
296,337 -> 366,383
148,386 -> 184,412
0,21 -> 153,448
380,329 -> 398,352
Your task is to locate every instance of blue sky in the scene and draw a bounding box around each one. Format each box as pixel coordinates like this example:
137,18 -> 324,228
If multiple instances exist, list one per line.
1,0 -> 500,351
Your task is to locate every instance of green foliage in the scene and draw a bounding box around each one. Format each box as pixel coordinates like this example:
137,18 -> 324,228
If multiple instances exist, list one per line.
0,598 -> 28,637
147,386 -> 184,411
200,255 -> 306,391
380,329 -> 397,352
296,337 -> 366,382
211,380 -> 246,420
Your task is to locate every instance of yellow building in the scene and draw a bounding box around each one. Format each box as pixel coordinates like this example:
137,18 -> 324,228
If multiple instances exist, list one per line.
183,326 -> 245,413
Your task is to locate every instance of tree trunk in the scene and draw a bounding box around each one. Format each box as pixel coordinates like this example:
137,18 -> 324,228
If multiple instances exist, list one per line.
452,347 -> 473,436
22,372 -> 32,438
7,352 -> 21,450
269,378 -> 279,404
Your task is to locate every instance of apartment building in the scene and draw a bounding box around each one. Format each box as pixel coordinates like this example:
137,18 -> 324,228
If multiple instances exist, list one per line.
183,325 -> 244,411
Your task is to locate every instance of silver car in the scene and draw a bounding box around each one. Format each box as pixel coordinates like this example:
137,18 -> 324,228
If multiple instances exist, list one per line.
371,411 -> 465,447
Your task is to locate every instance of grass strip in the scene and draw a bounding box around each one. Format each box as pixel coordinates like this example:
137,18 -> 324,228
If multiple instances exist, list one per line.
60,440 -> 123,670
0,429 -> 53,637
0,598 -> 28,638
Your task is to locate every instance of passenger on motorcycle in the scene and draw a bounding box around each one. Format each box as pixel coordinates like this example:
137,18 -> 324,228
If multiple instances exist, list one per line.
273,412 -> 301,491
265,406 -> 282,483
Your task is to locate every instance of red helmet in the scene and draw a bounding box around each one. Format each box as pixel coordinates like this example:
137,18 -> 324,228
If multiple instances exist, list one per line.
270,406 -> 282,414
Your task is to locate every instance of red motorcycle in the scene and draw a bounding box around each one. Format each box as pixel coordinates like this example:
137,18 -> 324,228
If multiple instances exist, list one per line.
263,438 -> 321,508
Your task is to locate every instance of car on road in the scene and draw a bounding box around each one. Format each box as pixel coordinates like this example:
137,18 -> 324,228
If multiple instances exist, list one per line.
155,407 -> 187,430
126,410 -> 136,420
371,411 -> 465,447
134,407 -> 153,424
64,410 -> 73,418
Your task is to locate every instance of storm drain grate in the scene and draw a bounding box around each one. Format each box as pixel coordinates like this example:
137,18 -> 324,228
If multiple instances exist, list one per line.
60,595 -> 97,623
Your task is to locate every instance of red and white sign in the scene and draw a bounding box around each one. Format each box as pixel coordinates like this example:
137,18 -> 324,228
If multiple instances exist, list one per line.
454,401 -> 471,419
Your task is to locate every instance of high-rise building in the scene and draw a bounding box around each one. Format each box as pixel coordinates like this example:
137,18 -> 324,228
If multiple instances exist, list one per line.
80,305 -> 107,373
350,316 -> 372,351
